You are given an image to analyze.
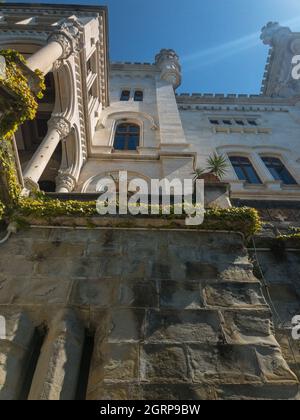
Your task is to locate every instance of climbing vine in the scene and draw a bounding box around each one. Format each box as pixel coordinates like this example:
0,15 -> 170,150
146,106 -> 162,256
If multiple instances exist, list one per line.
0,49 -> 45,140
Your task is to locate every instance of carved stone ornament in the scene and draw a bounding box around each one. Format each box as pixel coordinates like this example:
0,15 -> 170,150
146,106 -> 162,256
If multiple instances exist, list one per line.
47,17 -> 82,60
55,172 -> 76,193
48,116 -> 71,139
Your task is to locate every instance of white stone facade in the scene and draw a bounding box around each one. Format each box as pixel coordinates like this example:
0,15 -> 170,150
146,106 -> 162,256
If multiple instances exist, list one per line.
1,4 -> 300,204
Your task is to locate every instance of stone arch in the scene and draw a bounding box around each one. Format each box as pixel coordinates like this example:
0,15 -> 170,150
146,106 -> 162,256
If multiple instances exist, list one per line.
82,170 -> 151,193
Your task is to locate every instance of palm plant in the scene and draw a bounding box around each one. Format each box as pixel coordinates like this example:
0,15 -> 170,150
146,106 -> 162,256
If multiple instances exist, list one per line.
192,167 -> 206,181
206,153 -> 228,179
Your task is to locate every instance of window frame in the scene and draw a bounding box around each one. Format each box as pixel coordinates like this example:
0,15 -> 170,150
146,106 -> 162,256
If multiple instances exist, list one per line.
120,89 -> 131,102
261,156 -> 297,185
229,155 -> 262,185
134,90 -> 144,102
113,122 -> 141,151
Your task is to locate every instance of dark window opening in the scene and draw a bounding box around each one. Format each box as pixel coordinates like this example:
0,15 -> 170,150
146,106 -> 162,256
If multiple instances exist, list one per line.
134,90 -> 143,102
18,326 -> 47,400
87,58 -> 92,74
75,331 -> 95,400
230,156 -> 262,184
120,90 -> 130,101
39,73 -> 55,103
114,123 -> 140,151
38,180 -> 56,193
223,120 -> 232,125
248,120 -> 258,126
235,120 -> 245,126
261,157 -> 297,185
210,120 -> 219,125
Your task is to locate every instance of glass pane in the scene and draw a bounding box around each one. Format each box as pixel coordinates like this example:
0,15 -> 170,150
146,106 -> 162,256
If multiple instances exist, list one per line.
134,91 -> 143,101
114,136 -> 125,150
128,136 -> 139,150
116,125 -> 127,133
245,166 -> 262,184
210,120 -> 219,125
120,91 -> 130,101
233,166 -> 246,181
269,167 -> 281,181
129,125 -> 139,133
223,120 -> 232,125
235,120 -> 245,126
279,168 -> 297,185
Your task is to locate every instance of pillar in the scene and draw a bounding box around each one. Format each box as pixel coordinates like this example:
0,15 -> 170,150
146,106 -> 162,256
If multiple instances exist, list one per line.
26,20 -> 80,74
23,116 -> 71,189
28,310 -> 84,401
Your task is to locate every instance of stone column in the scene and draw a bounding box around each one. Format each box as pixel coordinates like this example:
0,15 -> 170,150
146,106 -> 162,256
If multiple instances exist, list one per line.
0,312 -> 35,400
26,19 -> 80,74
23,116 -> 71,190
55,172 -> 76,193
28,310 -> 84,401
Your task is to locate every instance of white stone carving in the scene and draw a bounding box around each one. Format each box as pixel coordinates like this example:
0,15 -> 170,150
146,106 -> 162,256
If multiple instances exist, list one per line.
55,172 -> 76,193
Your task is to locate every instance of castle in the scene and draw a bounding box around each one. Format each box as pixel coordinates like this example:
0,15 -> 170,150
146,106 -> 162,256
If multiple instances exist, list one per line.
0,3 -> 299,400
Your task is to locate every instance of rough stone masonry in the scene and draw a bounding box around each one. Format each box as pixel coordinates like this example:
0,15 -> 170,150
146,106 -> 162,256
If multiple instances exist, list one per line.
0,227 -> 299,400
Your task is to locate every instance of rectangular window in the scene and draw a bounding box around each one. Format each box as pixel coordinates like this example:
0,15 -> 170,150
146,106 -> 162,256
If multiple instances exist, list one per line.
230,156 -> 262,184
247,120 -> 258,126
134,90 -> 143,102
235,120 -> 245,126
223,120 -> 233,125
210,120 -> 219,125
120,90 -> 130,101
261,157 -> 297,185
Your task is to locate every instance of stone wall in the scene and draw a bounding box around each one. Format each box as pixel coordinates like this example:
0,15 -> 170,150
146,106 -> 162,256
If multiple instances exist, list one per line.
0,227 -> 298,400
250,246 -> 300,384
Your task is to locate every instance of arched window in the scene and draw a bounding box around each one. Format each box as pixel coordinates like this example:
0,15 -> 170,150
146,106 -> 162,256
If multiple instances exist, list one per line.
261,157 -> 297,185
229,156 -> 262,184
113,123 -> 140,151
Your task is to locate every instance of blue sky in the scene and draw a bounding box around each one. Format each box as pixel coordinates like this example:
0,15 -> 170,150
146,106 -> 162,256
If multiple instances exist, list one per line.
5,0 -> 300,94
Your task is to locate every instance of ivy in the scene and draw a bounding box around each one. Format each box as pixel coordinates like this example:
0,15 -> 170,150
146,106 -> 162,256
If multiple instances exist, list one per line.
0,200 -> 5,221
0,49 -> 45,140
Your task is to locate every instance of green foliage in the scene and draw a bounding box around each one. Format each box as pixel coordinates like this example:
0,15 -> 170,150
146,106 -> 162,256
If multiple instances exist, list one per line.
192,167 -> 206,180
206,152 -> 228,179
199,207 -> 261,238
276,233 -> 300,248
0,49 -> 45,140
0,200 -> 5,221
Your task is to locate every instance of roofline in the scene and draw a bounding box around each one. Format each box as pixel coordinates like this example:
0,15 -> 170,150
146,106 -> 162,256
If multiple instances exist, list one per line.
0,2 -> 108,14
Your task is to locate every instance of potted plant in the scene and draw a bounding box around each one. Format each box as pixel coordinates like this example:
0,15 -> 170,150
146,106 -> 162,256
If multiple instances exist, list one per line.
193,153 -> 228,183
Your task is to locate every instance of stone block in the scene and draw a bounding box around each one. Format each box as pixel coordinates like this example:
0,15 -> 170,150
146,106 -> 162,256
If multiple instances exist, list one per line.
141,345 -> 188,382
117,280 -> 158,308
70,278 -> 117,307
160,281 -> 203,309
188,344 -> 261,384
222,310 -> 278,346
255,347 -> 298,383
185,262 -> 219,281
89,343 -> 139,387
108,309 -> 145,342
145,310 -> 223,344
204,283 -> 266,308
